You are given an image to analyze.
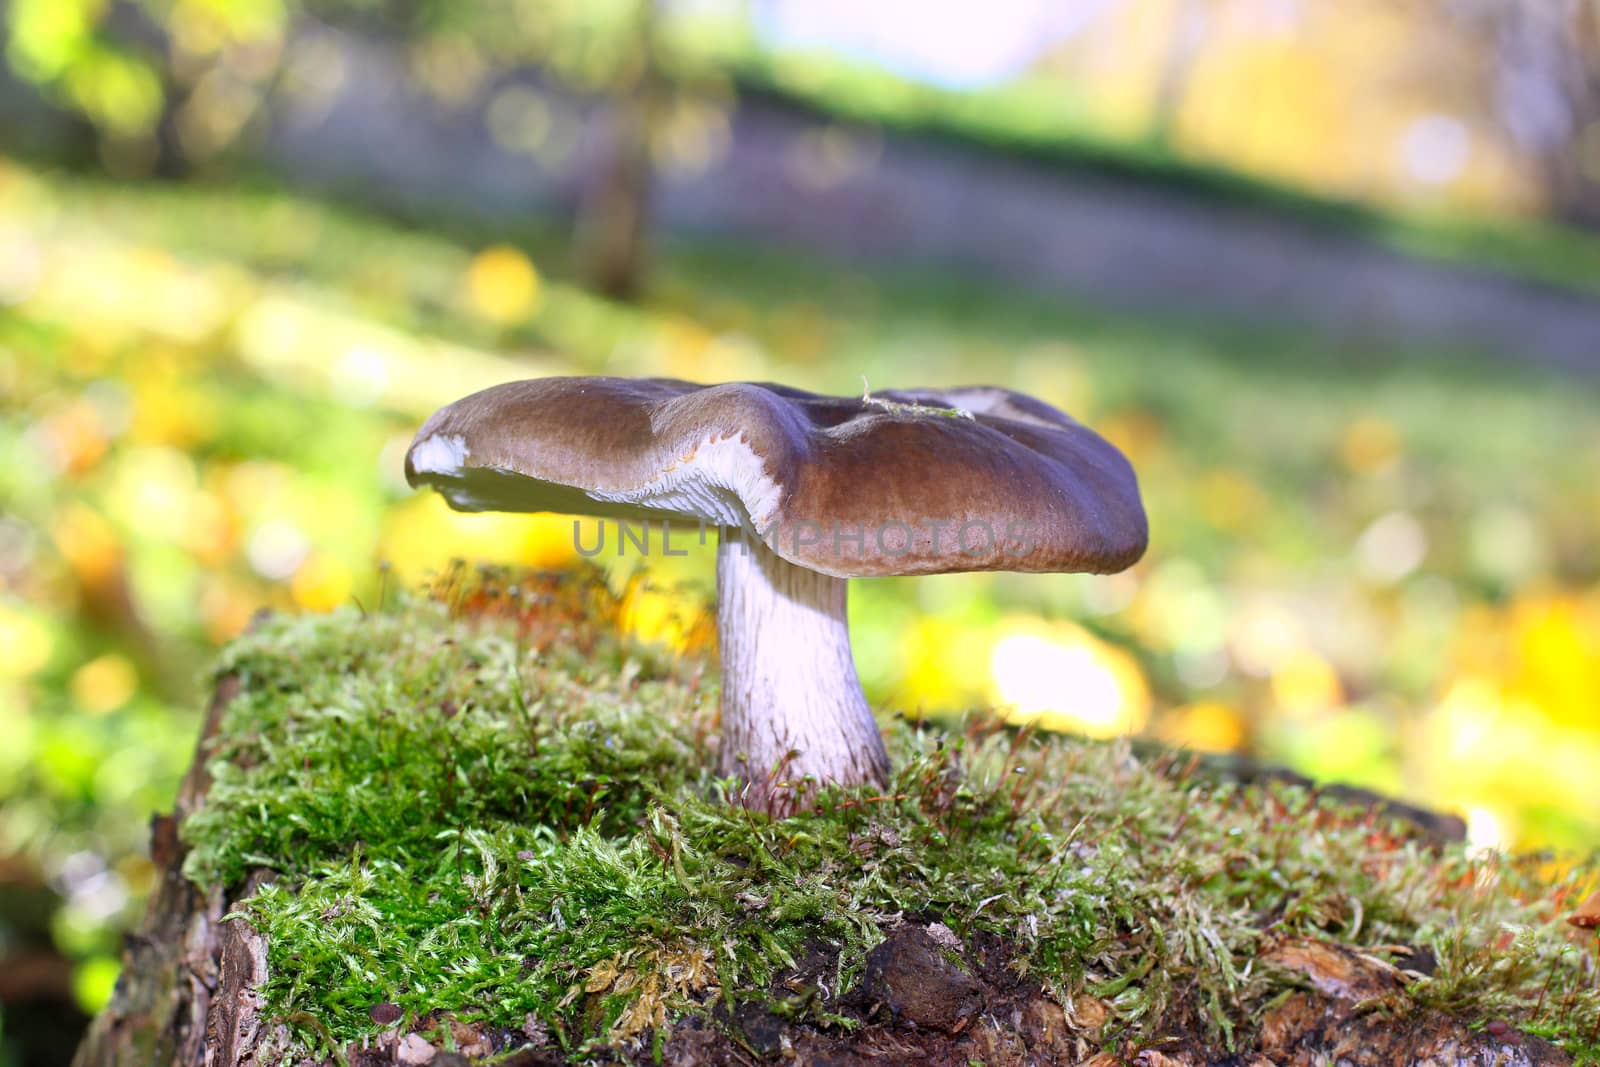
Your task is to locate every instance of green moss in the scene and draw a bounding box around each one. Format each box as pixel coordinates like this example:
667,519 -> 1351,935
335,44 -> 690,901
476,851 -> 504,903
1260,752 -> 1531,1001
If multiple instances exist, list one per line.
181,570 -> 1600,1061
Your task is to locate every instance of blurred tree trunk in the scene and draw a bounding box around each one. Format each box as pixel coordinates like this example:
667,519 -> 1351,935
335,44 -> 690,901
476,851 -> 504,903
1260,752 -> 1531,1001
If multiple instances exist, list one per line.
1500,1 -> 1600,230
1151,0 -> 1209,147
573,0 -> 662,301
1444,0 -> 1600,229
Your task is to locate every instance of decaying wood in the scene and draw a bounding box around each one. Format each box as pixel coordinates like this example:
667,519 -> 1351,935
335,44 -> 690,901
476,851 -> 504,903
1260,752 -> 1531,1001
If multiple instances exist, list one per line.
70,674 -> 276,1067
1255,938 -> 1570,1067
73,674 -> 1572,1067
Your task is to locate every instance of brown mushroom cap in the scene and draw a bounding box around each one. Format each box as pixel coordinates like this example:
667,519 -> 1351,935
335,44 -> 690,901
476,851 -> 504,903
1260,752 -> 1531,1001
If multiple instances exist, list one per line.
404,376 -> 1148,579
1568,890 -> 1600,930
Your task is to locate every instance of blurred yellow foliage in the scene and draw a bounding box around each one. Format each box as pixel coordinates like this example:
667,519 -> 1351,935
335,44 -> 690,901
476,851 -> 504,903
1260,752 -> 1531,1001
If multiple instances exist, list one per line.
0,604 -> 54,680
988,618 -> 1150,738
1230,601 -> 1304,677
32,243 -> 232,344
130,372 -> 219,449
1013,347 -> 1093,415
70,653 -> 138,715
618,577 -> 716,657
181,490 -> 236,567
649,316 -> 765,383
1505,594 -> 1600,728
107,446 -> 200,543
234,289 -> 551,414
1160,700 -> 1246,753
465,245 -> 542,325
1183,0 -> 1532,210
1198,468 -> 1266,532
1413,592 -> 1600,846
199,575 -> 259,643
380,495 -> 576,582
1271,648 -> 1343,719
1422,672 -> 1600,848
1094,410 -> 1163,468
51,502 -> 122,585
1340,416 -> 1403,476
896,614 -> 992,713
38,400 -> 110,475
291,554 -> 354,613
1044,0 -> 1540,213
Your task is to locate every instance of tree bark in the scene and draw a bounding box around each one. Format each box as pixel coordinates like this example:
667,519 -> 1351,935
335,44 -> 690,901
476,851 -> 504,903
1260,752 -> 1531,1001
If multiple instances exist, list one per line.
69,674 -> 278,1067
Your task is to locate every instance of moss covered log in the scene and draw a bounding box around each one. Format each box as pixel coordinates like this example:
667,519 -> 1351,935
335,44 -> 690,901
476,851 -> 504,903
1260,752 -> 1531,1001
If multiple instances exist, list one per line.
74,567 -> 1600,1065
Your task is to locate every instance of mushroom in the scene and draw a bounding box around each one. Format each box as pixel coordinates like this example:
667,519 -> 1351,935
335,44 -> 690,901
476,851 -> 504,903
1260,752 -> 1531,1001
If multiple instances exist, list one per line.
405,377 -> 1147,815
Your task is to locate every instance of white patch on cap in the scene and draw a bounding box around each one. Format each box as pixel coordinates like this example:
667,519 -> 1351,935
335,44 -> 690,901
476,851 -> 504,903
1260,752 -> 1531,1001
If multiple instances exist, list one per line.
590,434 -> 782,530
409,433 -> 470,476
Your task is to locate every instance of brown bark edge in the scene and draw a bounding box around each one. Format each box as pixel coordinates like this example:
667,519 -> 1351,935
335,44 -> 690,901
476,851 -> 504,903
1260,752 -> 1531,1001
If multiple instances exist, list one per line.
70,674 -> 277,1067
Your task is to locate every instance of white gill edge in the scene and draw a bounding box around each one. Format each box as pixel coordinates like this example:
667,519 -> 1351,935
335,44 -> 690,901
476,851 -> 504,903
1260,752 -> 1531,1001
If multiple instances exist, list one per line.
586,433 -> 783,530
409,430 -> 782,529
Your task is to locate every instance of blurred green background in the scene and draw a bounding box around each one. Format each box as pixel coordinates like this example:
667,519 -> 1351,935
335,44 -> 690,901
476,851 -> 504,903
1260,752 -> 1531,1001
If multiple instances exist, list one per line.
3,0 -> 1600,1061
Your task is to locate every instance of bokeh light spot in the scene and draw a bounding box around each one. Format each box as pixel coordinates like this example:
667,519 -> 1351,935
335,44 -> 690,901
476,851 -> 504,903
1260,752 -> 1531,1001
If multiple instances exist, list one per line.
70,654 -> 138,716
465,245 -> 542,325
988,619 -> 1149,738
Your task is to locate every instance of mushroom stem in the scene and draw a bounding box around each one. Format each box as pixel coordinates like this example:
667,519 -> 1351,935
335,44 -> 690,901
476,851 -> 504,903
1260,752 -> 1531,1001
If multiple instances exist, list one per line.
715,531 -> 889,816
